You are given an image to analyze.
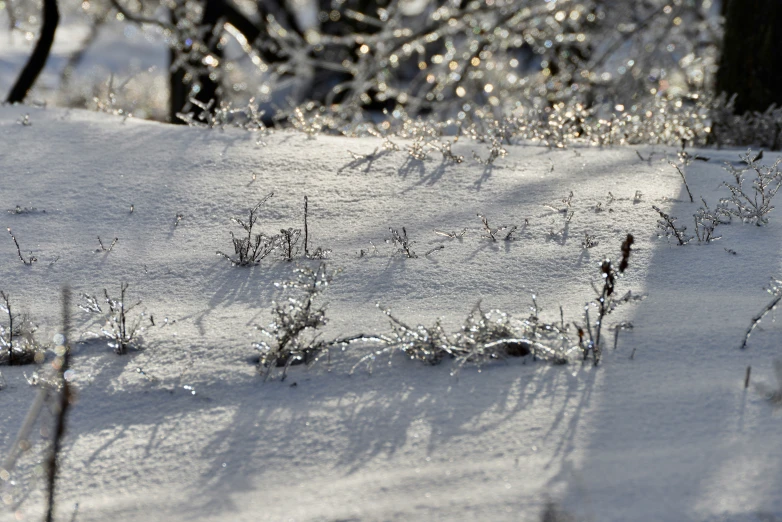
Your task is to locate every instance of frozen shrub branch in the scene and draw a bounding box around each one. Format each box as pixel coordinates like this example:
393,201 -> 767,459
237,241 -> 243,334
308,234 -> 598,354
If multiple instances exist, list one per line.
719,151 -> 782,226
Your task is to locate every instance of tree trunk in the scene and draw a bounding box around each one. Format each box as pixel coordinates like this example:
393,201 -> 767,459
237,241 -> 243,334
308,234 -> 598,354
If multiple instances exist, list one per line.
716,0 -> 782,114
5,0 -> 60,103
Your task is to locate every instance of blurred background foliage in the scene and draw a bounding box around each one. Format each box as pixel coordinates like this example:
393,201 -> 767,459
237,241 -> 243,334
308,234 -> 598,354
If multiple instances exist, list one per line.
2,0 -> 780,147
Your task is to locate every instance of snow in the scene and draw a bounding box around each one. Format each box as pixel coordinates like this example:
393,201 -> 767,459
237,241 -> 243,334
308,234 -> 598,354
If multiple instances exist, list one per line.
0,105 -> 780,522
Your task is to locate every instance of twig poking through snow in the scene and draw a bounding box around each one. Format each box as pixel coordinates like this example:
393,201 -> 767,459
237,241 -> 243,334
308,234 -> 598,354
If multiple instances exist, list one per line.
7,228 -> 37,265
739,278 -> 782,350
668,160 -> 694,203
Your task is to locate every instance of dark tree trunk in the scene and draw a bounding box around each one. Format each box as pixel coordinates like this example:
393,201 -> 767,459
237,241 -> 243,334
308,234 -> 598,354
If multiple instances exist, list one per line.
716,0 -> 782,114
5,0 -> 60,103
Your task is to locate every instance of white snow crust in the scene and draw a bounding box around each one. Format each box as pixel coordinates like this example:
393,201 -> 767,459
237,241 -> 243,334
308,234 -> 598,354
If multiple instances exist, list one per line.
0,106 -> 780,522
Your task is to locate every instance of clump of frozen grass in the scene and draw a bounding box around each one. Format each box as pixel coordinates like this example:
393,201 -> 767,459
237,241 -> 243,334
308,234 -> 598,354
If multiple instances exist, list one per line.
378,306 -> 451,366
352,299 -> 573,375
254,263 -> 379,381
471,137 -> 507,165
451,303 -> 561,372
80,283 -> 144,355
652,205 -> 692,245
254,264 -> 332,379
387,227 -> 417,258
739,277 -> 782,350
0,291 -> 45,366
719,151 -> 782,226
218,193 -> 278,266
220,194 -> 329,266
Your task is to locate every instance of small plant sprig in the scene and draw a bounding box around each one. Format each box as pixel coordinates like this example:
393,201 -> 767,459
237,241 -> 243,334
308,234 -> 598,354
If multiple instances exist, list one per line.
7,228 -> 37,265
436,140 -> 465,163
80,283 -> 143,354
693,198 -> 726,243
218,193 -> 279,266
95,236 -> 118,253
579,234 -> 635,365
387,227 -> 417,258
0,291 -> 44,366
434,228 -> 467,239
407,137 -> 429,160
478,214 -> 516,241
471,137 -> 507,165
719,151 -> 782,226
633,190 -> 644,203
544,191 -> 574,214
739,278 -> 782,350
677,141 -> 710,165
581,232 -> 599,249
652,205 -> 692,245
278,228 -> 301,261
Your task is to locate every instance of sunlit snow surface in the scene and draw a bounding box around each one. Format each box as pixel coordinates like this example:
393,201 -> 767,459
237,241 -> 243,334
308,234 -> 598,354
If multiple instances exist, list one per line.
0,106 -> 780,522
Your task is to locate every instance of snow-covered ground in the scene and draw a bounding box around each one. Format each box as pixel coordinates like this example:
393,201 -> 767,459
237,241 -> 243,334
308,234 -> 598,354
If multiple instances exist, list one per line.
0,105 -> 780,522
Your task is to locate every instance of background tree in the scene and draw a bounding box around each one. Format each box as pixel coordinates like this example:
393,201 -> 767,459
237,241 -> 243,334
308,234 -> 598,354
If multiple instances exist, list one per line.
5,0 -> 59,104
715,0 -> 782,114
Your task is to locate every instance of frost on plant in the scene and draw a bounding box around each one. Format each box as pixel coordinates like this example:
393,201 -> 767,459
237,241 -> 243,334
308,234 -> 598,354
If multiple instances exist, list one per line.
353,299 -> 573,375
693,198 -> 726,243
256,263 -> 383,380
719,151 -> 782,226
218,193 -> 278,266
254,263 -> 332,380
278,227 -> 301,261
652,205 -> 692,245
378,306 -> 452,366
0,291 -> 45,366
80,283 -> 144,355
